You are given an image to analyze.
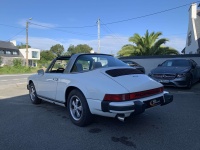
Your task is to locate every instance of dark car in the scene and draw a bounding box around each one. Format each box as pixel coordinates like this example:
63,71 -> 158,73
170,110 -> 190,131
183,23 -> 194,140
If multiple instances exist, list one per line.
149,59 -> 200,88
121,60 -> 145,74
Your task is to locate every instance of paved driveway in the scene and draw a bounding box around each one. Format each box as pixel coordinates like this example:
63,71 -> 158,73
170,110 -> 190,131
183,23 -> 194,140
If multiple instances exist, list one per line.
0,77 -> 200,150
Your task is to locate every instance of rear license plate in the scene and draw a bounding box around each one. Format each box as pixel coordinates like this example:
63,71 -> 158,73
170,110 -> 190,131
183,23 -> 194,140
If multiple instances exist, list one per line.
144,97 -> 163,108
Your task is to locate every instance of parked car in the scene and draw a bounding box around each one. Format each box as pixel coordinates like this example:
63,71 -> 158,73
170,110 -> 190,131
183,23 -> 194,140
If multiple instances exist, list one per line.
27,54 -> 173,126
149,59 -> 200,88
120,60 -> 145,74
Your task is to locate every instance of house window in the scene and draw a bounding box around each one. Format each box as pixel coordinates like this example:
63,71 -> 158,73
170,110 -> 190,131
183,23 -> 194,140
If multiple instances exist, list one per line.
6,50 -> 11,55
32,51 -> 38,58
187,31 -> 192,46
0,50 -> 4,54
13,51 -> 18,55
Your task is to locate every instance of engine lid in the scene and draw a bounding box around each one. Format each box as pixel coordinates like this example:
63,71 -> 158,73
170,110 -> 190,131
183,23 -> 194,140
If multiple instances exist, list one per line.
102,68 -> 163,93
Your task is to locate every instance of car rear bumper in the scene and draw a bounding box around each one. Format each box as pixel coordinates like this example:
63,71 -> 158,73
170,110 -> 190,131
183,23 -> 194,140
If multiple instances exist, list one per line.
101,93 -> 173,115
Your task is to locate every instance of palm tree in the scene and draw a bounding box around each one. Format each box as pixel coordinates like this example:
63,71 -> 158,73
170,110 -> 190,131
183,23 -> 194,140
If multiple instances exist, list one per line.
117,30 -> 179,56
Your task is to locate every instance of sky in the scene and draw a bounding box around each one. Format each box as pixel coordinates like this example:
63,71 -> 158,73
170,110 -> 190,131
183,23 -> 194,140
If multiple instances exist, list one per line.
0,0 -> 198,55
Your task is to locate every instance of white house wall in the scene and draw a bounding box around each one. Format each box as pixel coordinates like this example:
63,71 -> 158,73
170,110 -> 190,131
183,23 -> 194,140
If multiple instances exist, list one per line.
19,48 -> 40,60
185,3 -> 199,54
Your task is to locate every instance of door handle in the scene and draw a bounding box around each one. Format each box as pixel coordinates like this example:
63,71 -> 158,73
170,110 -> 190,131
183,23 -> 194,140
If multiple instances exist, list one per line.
53,78 -> 58,81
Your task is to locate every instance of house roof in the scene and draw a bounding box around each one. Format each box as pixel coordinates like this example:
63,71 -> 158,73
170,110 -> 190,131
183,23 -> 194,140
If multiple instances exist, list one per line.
0,41 -> 18,50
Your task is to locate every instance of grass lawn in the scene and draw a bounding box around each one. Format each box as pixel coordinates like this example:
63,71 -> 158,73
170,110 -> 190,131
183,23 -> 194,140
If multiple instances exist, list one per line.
0,66 -> 39,75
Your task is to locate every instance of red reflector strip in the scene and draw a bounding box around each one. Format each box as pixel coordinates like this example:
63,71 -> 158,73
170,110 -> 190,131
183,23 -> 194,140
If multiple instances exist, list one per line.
130,87 -> 163,100
103,87 -> 163,102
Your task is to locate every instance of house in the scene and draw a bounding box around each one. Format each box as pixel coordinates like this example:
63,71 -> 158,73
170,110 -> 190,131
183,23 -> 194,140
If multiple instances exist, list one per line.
184,3 -> 200,54
0,40 -> 40,66
19,48 -> 40,67
0,40 -> 23,66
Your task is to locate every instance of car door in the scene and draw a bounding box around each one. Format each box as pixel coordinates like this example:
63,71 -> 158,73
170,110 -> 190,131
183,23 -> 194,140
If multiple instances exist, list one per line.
37,59 -> 67,101
37,73 -> 58,100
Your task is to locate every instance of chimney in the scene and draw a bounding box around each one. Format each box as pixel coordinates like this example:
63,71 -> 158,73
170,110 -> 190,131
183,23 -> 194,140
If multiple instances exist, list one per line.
10,40 -> 16,46
189,3 -> 197,19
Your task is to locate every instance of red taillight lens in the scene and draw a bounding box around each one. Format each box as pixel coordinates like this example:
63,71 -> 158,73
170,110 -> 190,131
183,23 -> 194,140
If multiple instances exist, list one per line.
103,94 -> 129,101
103,87 -> 163,102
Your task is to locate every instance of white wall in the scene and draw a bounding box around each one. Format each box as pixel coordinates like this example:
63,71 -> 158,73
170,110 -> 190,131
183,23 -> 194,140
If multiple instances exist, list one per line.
185,3 -> 199,54
120,55 -> 200,74
19,48 -> 40,60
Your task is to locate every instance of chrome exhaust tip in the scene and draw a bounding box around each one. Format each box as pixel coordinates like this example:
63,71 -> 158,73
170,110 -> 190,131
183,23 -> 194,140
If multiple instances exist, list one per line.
117,114 -> 125,122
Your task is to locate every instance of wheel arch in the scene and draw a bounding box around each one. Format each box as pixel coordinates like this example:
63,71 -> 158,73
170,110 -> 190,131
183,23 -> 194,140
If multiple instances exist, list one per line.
65,86 -> 86,106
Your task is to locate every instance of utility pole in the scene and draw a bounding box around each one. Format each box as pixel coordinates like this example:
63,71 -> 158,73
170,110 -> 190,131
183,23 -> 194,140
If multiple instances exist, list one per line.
26,18 -> 32,67
97,19 -> 100,53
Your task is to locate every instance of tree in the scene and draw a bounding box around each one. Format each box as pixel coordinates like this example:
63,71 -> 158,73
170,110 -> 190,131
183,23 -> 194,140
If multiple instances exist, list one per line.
65,44 -> 92,55
50,44 -> 64,56
16,43 -> 31,49
38,50 -> 56,64
117,30 -> 179,57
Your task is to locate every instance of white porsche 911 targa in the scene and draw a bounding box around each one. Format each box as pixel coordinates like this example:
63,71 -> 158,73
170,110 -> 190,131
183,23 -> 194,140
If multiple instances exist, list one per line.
27,53 -> 173,126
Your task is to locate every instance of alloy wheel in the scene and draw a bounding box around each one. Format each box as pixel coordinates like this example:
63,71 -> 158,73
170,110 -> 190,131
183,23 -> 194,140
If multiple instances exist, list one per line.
69,95 -> 83,121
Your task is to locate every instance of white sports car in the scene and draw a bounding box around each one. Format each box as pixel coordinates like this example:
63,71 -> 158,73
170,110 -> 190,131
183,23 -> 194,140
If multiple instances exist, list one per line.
27,53 -> 173,126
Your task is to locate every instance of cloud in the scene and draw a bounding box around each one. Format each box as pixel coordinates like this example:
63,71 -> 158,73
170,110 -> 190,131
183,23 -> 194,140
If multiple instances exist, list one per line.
62,35 -> 130,55
16,36 -> 61,50
18,19 -> 57,29
165,36 -> 186,53
16,35 -> 130,55
15,34 -> 186,55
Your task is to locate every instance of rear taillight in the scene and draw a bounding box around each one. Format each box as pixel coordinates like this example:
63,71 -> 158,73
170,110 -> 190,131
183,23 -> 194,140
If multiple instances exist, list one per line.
103,94 -> 129,101
103,87 -> 163,102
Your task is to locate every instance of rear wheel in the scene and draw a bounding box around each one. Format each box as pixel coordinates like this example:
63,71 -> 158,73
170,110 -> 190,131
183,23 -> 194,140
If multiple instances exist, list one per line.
67,89 -> 93,127
29,83 -> 41,104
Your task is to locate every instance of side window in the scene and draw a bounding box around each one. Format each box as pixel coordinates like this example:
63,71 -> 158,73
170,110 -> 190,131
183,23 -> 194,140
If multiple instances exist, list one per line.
71,60 -> 91,72
47,59 -> 69,73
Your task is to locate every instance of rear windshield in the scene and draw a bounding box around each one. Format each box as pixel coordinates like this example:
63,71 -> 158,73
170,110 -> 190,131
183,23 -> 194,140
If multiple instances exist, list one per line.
71,54 -> 127,72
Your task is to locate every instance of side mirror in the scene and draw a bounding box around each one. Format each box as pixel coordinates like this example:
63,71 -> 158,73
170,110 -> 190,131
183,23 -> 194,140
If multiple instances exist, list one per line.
37,69 -> 44,75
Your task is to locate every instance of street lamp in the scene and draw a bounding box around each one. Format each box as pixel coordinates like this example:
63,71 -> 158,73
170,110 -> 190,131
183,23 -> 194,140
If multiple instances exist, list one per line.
26,18 -> 32,66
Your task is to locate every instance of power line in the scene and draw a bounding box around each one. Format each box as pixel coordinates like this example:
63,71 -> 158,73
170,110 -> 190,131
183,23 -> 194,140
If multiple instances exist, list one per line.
101,20 -> 127,45
7,28 -> 26,41
56,24 -> 97,29
101,1 -> 200,25
0,23 -> 24,29
29,22 -> 97,37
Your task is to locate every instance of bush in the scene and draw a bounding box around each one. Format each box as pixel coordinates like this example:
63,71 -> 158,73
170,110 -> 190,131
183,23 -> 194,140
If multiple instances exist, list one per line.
13,58 -> 23,67
0,56 -> 2,66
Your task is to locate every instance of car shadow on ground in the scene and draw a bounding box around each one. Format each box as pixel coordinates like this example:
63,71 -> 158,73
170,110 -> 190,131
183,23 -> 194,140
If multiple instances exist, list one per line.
1,93 -> 200,150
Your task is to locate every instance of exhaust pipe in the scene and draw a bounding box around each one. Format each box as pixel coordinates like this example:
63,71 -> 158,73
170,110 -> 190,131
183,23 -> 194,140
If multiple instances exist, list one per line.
117,114 -> 125,122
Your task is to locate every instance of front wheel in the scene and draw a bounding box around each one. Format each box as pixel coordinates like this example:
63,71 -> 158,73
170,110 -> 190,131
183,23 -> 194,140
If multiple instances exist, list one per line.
29,83 -> 41,104
67,89 -> 93,127
186,77 -> 192,89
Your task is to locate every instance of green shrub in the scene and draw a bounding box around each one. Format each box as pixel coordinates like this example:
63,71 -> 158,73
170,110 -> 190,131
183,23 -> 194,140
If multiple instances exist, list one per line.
0,56 -> 2,65
13,58 -> 23,67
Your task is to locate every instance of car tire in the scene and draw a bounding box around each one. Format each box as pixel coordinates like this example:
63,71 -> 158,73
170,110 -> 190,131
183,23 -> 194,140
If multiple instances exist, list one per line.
186,77 -> 192,89
67,89 -> 93,127
29,83 -> 41,104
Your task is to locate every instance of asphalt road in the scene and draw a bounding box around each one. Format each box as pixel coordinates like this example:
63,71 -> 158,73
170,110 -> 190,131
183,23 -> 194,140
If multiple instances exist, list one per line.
0,75 -> 200,150
0,74 -> 32,90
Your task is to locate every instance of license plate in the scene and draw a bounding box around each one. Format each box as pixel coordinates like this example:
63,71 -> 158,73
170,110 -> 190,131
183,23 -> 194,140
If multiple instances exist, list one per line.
144,97 -> 163,108
160,80 -> 169,83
